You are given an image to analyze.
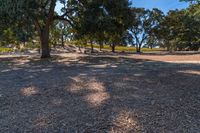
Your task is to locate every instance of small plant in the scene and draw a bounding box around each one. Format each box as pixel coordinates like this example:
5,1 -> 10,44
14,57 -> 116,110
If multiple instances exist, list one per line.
19,48 -> 25,53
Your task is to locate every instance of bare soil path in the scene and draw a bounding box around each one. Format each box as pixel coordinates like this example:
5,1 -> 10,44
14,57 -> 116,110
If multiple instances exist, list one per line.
0,53 -> 200,132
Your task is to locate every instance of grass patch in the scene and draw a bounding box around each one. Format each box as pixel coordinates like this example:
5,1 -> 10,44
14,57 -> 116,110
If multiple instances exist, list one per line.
72,42 -> 164,52
0,47 -> 13,53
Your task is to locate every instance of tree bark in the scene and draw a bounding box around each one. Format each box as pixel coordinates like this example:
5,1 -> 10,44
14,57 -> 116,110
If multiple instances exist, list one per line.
40,29 -> 51,58
138,44 -> 142,53
34,0 -> 56,58
111,43 -> 115,53
99,41 -> 103,51
136,43 -> 141,53
90,40 -> 94,53
61,30 -> 64,48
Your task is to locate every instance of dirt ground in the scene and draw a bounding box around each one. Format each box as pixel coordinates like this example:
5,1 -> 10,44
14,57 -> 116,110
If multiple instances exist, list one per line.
0,52 -> 200,132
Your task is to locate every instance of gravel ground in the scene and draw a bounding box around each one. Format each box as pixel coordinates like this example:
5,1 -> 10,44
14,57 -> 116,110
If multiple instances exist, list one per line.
0,53 -> 200,132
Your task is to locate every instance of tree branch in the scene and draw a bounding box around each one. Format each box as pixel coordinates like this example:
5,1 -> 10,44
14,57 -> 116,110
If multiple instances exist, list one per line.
54,15 -> 75,27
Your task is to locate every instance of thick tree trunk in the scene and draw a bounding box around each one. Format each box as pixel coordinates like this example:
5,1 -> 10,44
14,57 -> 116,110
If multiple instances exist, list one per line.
40,29 -> 51,58
36,0 -> 56,58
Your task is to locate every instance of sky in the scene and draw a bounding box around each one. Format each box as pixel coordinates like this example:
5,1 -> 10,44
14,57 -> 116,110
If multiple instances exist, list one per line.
132,0 -> 189,13
56,0 -> 190,15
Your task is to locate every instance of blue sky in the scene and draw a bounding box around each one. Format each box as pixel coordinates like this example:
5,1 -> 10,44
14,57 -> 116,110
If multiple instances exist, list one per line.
56,0 -> 190,15
132,0 -> 189,13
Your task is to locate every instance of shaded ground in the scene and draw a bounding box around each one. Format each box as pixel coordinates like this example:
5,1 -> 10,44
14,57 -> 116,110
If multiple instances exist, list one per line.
0,53 -> 200,132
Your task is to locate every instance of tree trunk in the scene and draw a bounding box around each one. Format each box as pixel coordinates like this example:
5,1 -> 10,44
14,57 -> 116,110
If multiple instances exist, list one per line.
99,41 -> 103,51
36,0 -> 56,58
61,30 -> 64,48
90,40 -> 94,53
111,43 -> 115,53
138,45 -> 141,53
136,43 -> 142,53
40,29 -> 51,58
136,44 -> 139,53
167,46 -> 170,51
136,48 -> 140,53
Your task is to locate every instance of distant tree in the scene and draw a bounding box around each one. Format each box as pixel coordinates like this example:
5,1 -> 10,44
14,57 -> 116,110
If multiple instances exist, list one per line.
146,8 -> 164,49
0,17 -> 34,48
104,0 -> 132,52
50,23 -> 61,48
158,6 -> 200,51
129,8 -> 153,53
72,0 -> 132,53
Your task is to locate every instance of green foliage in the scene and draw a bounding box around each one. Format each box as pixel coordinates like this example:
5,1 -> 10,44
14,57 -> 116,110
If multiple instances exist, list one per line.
0,0 -> 200,55
0,28 -> 16,46
72,0 -> 132,52
158,4 -> 200,51
128,8 -> 164,52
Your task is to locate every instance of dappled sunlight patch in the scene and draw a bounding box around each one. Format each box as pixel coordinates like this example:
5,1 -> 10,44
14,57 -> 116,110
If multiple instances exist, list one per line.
25,68 -> 52,73
57,58 -> 89,65
85,81 -> 110,106
178,70 -> 200,75
111,110 -> 141,132
13,59 -> 30,66
78,61 -> 89,64
68,76 -> 85,93
87,82 -> 105,91
1,69 -> 12,73
70,76 -> 82,82
68,82 -> 84,93
21,86 -> 39,96
136,62 -> 144,65
122,76 -> 136,81
86,64 -> 110,68
133,73 -> 144,77
85,91 -> 110,106
33,115 -> 53,129
41,68 -> 52,72
79,73 -> 87,76
68,76 -> 110,106
110,65 -> 118,68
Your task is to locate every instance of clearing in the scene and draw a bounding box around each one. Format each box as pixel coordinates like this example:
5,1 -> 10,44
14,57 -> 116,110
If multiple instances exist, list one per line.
0,52 -> 200,132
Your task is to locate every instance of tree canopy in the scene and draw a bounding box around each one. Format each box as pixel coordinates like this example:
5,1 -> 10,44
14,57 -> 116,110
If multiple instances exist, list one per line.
0,0 -> 200,56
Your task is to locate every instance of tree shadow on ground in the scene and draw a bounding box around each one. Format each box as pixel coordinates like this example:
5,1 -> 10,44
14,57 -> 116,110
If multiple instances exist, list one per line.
0,54 -> 200,132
